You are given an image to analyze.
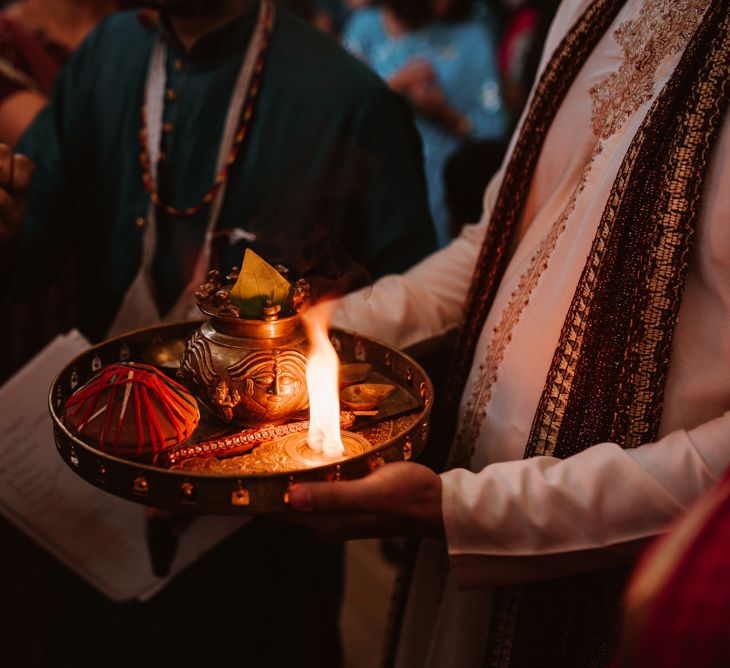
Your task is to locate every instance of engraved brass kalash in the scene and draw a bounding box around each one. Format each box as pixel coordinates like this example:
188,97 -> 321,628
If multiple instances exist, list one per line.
178,266 -> 312,427
49,264 -> 433,514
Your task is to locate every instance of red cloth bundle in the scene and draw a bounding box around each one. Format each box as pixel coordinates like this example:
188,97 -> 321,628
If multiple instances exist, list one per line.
64,362 -> 199,458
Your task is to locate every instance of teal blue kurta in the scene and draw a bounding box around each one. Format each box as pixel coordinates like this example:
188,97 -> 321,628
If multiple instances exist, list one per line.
13,4 -> 435,340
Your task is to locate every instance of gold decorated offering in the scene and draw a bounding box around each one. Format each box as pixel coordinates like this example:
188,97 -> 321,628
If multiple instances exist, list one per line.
49,251 -> 433,513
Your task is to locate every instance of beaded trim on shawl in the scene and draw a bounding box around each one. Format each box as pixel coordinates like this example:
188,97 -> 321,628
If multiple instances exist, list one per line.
449,0 -> 710,469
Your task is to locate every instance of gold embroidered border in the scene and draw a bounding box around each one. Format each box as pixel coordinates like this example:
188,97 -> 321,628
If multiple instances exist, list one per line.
618,20 -> 730,447
525,141 -> 641,457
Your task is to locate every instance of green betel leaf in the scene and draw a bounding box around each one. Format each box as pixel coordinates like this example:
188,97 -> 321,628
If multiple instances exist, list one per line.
229,249 -> 292,317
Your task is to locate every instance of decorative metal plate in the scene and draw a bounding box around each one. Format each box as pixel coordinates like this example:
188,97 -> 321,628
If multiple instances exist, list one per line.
49,322 -> 433,514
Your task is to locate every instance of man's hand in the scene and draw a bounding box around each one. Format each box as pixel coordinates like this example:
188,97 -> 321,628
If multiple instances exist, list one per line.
0,143 -> 34,243
286,462 -> 445,540
408,84 -> 473,137
388,63 -> 472,138
388,59 -> 436,97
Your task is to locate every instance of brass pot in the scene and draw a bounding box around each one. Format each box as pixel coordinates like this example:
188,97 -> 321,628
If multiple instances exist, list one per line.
178,311 -> 309,427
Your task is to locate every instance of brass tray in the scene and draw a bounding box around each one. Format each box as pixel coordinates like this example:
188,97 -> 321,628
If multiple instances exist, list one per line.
49,322 -> 433,514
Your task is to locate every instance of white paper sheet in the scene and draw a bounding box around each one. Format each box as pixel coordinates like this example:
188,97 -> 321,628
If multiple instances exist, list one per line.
0,331 -> 247,602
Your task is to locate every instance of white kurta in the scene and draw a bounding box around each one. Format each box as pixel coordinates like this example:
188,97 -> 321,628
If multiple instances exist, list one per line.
330,0 -> 730,665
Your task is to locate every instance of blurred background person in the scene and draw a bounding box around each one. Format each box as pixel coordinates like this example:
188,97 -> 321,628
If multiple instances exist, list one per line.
0,0 -> 210,379
0,0 -> 121,146
496,0 -> 561,122
0,6 -> 127,666
0,0 -> 129,385
443,137 -> 506,238
344,0 -> 507,247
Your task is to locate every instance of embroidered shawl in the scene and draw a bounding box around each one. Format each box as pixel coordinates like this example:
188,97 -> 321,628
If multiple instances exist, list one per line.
422,0 -> 730,664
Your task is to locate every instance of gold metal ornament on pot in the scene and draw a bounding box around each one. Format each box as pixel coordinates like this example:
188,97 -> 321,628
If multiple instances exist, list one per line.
178,252 -> 313,427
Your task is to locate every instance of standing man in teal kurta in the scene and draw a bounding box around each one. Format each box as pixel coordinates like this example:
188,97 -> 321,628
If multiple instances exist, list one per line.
8,0 -> 435,342
0,1 -> 435,666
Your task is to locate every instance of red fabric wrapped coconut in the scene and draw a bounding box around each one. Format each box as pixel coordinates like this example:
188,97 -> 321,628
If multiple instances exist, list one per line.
64,362 -> 199,458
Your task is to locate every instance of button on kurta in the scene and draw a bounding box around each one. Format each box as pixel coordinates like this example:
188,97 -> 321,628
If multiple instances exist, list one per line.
165,88 -> 178,102
135,216 -> 146,229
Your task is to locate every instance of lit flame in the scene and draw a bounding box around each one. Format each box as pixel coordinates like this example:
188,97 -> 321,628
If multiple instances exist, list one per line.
302,305 -> 344,459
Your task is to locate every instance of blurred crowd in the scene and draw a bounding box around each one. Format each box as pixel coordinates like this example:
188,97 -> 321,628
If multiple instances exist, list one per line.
0,0 -> 561,382
0,0 -> 559,245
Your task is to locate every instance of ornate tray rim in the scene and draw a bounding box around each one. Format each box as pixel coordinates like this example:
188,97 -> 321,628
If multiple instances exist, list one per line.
49,321 -> 433,514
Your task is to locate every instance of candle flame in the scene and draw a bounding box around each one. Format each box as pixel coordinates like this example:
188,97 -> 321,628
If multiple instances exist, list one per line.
302,305 -> 344,459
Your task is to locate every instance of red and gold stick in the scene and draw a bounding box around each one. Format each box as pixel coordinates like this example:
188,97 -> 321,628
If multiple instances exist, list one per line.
158,411 -> 356,467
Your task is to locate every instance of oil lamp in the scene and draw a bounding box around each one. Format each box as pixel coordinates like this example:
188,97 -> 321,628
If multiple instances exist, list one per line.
282,305 -> 370,468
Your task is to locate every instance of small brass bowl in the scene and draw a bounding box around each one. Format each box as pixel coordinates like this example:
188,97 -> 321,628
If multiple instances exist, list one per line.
339,363 -> 372,387
340,383 -> 395,411
142,337 -> 187,369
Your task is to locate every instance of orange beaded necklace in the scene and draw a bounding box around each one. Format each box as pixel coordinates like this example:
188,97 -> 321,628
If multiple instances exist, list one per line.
138,1 -> 274,218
